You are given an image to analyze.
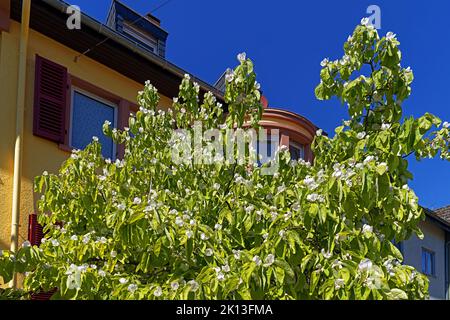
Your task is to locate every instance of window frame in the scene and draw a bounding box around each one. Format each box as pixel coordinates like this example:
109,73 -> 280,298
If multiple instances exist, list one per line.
122,21 -> 158,53
421,247 -> 436,276
69,86 -> 119,160
288,140 -> 305,161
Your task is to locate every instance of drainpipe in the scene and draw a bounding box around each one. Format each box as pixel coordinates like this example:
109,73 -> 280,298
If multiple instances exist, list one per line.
9,0 -> 31,289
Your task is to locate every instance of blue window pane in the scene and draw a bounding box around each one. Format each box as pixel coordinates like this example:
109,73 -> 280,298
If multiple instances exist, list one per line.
421,249 -> 435,275
71,91 -> 115,159
421,251 -> 427,274
289,143 -> 305,160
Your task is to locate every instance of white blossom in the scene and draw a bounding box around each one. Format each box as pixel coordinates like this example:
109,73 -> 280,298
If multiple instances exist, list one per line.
82,235 -> 90,244
233,249 -> 241,260
225,69 -> 235,83
335,278 -> 345,289
307,193 -> 324,203
386,31 -> 397,41
119,278 -> 128,284
200,233 -> 209,241
110,250 -> 117,258
253,255 -> 262,266
70,235 -> 78,241
357,131 -> 366,139
175,217 -> 184,227
245,205 -> 254,213
321,249 -> 332,259
284,211 -> 292,221
343,253 -> 353,261
304,176 -> 318,190
171,281 -> 179,290
237,52 -> 246,62
363,155 -> 375,164
153,286 -> 163,297
361,17 -> 370,26
358,259 -> 373,272
128,284 -> 138,293
217,272 -> 225,281
264,254 -> 275,267
270,211 -> 278,221
205,248 -> 213,257
187,280 -> 199,292
320,58 -> 329,67
340,55 -> 350,65
214,223 -> 222,231
133,197 -> 142,205
362,224 -> 373,234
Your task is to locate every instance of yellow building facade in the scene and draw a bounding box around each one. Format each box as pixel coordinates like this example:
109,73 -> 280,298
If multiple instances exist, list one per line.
0,1 -> 317,292
0,0 -> 221,271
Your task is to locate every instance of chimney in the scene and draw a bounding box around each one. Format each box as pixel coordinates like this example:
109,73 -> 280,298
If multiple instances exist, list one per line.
261,95 -> 269,109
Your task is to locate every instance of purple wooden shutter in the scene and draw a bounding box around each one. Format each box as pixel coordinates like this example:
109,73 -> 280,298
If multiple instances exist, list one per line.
28,214 -> 57,300
33,55 -> 68,143
28,213 -> 44,246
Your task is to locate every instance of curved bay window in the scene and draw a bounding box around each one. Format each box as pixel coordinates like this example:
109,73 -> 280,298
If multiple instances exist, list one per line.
258,108 -> 318,164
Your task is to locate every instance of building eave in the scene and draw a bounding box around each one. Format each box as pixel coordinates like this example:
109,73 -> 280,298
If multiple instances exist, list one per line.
10,0 -> 223,101
423,207 -> 450,233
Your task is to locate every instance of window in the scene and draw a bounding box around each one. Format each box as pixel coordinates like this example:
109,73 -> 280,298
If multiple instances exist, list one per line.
422,248 -> 435,276
289,141 -> 305,160
123,22 -> 158,53
70,89 -> 117,159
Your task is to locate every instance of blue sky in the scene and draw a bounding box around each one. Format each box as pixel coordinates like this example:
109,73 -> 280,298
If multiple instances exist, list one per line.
72,0 -> 450,209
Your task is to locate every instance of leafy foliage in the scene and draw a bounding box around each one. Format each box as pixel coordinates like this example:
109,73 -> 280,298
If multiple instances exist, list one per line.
0,22 -> 449,299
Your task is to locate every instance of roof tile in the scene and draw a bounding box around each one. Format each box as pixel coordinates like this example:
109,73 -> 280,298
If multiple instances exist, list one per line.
435,205 -> 450,223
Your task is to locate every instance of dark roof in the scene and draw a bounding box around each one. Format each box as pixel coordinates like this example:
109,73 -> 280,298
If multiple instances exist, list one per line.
435,205 -> 450,223
10,0 -> 223,101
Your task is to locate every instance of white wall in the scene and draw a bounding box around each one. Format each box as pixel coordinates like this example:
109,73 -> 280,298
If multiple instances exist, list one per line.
402,220 -> 447,299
